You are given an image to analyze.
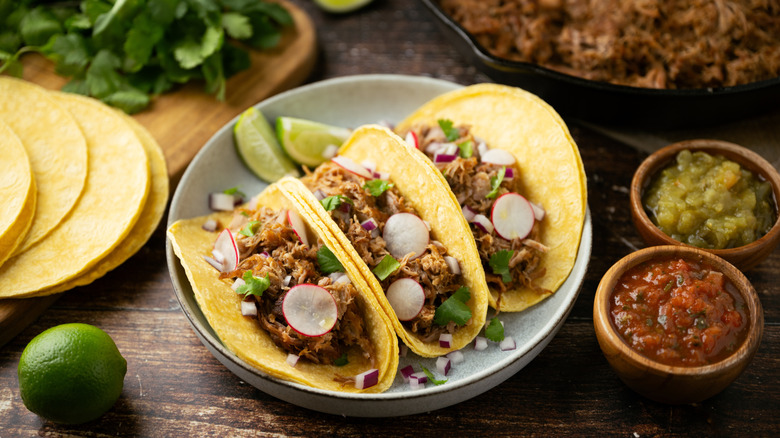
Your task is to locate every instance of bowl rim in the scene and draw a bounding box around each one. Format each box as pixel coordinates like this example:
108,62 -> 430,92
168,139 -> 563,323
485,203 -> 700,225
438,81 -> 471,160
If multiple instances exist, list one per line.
594,245 -> 764,376
630,139 -> 780,260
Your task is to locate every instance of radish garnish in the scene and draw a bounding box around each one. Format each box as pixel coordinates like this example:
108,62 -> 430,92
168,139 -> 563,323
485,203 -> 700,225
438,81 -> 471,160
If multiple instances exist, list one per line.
203,255 -> 223,272
355,368 -> 379,390
405,131 -> 419,149
286,353 -> 300,368
491,193 -> 535,240
530,201 -> 546,221
439,333 -> 453,348
436,357 -> 451,376
481,148 -> 516,166
282,284 -> 338,337
383,213 -> 429,260
385,278 -> 425,321
208,192 -> 236,211
444,256 -> 460,275
474,336 -> 488,351
214,229 -> 239,272
500,336 -> 517,351
331,155 -> 373,179
286,209 -> 309,247
241,300 -> 258,316
472,214 -> 494,234
361,160 -> 377,173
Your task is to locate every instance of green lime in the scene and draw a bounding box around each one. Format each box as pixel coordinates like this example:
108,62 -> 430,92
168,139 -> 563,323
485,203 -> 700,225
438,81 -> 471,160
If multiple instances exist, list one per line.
276,117 -> 352,168
18,323 -> 127,425
234,107 -> 301,183
313,0 -> 372,13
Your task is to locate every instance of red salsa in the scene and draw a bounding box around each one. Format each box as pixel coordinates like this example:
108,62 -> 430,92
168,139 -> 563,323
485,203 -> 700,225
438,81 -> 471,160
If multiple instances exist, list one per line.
609,257 -> 748,367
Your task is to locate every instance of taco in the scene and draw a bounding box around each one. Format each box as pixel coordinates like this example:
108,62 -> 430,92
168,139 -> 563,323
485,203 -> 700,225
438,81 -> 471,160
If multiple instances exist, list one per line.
167,183 -> 398,392
0,119 -> 36,268
395,84 -> 587,312
281,125 -> 489,358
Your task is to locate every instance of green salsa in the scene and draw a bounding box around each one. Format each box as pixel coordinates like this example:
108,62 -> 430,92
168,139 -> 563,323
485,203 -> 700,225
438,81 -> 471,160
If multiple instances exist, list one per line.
643,149 -> 776,249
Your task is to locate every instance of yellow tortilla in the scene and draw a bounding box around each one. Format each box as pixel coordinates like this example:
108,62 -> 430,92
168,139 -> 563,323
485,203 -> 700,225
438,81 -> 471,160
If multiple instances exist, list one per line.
0,77 -> 88,255
29,107 -> 169,297
395,83 -> 588,311
167,184 -> 398,392
0,120 -> 36,268
281,125 -> 489,358
0,93 -> 150,298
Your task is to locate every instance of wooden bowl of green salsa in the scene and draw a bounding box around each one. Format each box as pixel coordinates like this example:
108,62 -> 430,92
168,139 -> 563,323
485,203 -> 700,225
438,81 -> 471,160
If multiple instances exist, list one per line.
594,245 -> 764,404
630,139 -> 780,271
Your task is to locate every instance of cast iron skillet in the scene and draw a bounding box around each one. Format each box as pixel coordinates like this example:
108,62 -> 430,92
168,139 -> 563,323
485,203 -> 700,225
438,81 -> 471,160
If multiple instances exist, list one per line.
422,0 -> 780,129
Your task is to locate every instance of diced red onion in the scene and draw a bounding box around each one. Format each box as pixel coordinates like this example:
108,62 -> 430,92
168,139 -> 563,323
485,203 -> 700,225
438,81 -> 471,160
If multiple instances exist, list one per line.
399,344 -> 408,358
409,378 -> 424,390
322,144 -> 339,160
481,148 -> 516,166
231,277 -> 246,291
331,156 -> 374,179
203,255 -> 223,272
443,143 -> 458,156
338,202 -> 352,214
504,167 -> 515,180
433,152 -> 457,164
500,336 -> 517,351
355,368 -> 379,389
444,256 -> 460,275
361,218 -> 378,231
241,300 -> 257,316
425,141 -> 444,155
313,189 -> 327,201
282,275 -> 292,287
439,333 -> 453,349
472,214 -> 494,234
202,219 -> 218,232
361,160 -> 377,173
373,170 -> 390,180
530,201 -> 546,221
208,192 -> 236,211
400,364 -> 414,381
370,228 -> 380,238
286,353 -> 300,367
436,357 -> 452,376
446,350 -> 465,365
461,205 -> 477,222
410,372 -> 428,385
328,272 -> 346,283
259,251 -> 270,258
474,336 -> 488,351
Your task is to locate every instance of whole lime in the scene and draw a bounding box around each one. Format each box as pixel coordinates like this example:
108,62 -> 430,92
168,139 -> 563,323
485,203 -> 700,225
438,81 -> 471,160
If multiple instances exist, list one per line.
18,323 -> 127,424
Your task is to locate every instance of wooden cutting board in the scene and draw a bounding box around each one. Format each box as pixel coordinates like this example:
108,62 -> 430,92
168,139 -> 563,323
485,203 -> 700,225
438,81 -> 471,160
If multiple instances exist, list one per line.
0,0 -> 317,347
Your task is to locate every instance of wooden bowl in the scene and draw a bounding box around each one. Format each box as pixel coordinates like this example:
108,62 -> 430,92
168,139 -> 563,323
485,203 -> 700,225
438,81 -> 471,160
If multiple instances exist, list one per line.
593,245 -> 764,404
630,139 -> 780,271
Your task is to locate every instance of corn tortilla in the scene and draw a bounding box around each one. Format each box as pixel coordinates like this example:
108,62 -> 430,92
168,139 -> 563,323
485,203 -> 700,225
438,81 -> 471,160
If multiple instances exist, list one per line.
395,83 -> 588,311
167,184 -> 398,392
0,120 -> 36,268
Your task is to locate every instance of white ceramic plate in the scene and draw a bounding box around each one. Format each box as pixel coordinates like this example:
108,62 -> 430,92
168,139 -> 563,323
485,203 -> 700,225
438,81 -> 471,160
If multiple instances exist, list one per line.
166,74 -> 592,417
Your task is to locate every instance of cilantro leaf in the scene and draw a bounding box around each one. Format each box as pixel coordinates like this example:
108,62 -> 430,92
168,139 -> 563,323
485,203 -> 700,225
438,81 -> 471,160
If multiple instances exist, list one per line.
489,250 -> 514,283
223,186 -> 246,198
239,220 -> 260,237
433,286 -> 472,326
320,195 -> 353,212
485,317 -> 505,342
457,140 -> 473,158
334,353 -> 349,366
437,119 -> 460,142
363,179 -> 394,197
317,245 -> 344,275
236,271 -> 270,298
485,167 -> 506,199
372,255 -> 400,281
421,366 -> 447,385
222,12 -> 253,39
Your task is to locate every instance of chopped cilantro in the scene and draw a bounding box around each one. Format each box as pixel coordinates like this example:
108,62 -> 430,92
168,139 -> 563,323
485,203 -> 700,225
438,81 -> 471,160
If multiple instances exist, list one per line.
239,220 -> 261,237
363,179 -> 394,197
317,245 -> 344,274
484,317 -> 505,342
489,250 -> 514,283
422,366 -> 447,385
334,353 -> 349,366
433,286 -> 472,326
224,187 -> 246,198
236,271 -> 270,298
485,167 -> 506,199
320,195 -> 353,212
457,140 -> 473,158
437,119 -> 460,142
372,255 -> 400,281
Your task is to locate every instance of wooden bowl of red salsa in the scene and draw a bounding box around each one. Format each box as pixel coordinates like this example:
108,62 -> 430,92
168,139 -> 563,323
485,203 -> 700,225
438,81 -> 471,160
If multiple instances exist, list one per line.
630,139 -> 780,271
594,245 -> 764,404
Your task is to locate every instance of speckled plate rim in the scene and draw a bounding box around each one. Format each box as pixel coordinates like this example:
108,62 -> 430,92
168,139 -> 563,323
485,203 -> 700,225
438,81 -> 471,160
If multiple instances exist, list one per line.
165,74 -> 592,417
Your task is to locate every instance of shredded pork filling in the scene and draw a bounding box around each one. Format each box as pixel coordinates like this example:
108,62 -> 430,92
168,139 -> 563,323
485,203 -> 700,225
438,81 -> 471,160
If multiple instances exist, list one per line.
303,162 -> 463,341
218,207 -> 375,366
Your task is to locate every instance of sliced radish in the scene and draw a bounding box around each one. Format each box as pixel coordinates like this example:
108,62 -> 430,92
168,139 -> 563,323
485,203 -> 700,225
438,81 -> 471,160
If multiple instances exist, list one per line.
405,131 -> 419,149
383,213 -> 429,260
491,193 -> 535,240
481,148 -> 516,166
436,356 -> 451,376
286,209 -> 309,247
439,333 -> 453,348
313,189 -> 327,201
472,214 -> 494,234
208,192 -> 236,211
385,278 -> 425,321
214,229 -> 239,272
241,300 -> 258,316
355,368 -> 379,389
530,201 -> 546,221
332,155 -> 373,179
444,256 -> 460,275
474,336 -> 488,351
500,336 -> 517,351
477,141 -> 489,157
361,160 -> 377,173
282,284 -> 338,337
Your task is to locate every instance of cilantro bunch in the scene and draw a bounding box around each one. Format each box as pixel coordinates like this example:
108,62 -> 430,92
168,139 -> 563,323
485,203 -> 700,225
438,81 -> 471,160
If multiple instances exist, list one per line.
0,0 -> 292,113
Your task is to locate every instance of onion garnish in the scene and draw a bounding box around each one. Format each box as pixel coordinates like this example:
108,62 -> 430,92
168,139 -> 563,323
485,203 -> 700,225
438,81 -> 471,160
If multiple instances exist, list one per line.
500,336 -> 517,351
474,336 -> 488,351
286,353 -> 300,368
360,218 -> 378,231
446,350 -> 465,365
433,152 -> 457,164
286,209 -> 309,247
322,144 -> 339,160
355,369 -> 379,390
208,192 -> 236,211
472,214 -> 494,234
400,364 -> 415,381
202,219 -> 218,232
360,160 -> 377,173
241,300 -> 257,316
282,275 -> 292,287
439,333 -> 453,349
332,155 -> 374,179
203,255 -> 223,272
503,167 -> 515,180
530,201 -> 546,221
461,205 -> 477,222
444,256 -> 460,275
436,357 -> 451,376
313,189 -> 327,201
231,277 -> 246,291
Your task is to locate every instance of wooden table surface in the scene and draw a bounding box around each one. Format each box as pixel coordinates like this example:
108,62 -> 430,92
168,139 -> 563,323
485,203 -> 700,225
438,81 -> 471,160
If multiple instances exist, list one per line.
2,0 -> 778,436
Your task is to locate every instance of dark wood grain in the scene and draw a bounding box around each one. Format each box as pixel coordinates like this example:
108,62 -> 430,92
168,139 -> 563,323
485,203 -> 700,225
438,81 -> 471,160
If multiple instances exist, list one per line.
1,0 -> 778,435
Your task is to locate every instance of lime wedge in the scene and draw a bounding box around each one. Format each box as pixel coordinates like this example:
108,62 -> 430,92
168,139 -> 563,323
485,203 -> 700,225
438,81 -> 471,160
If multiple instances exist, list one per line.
313,0 -> 372,13
234,107 -> 301,182
276,117 -> 352,168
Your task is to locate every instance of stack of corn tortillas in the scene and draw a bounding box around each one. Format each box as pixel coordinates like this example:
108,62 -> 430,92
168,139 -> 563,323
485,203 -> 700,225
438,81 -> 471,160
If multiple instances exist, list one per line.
0,77 -> 169,298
